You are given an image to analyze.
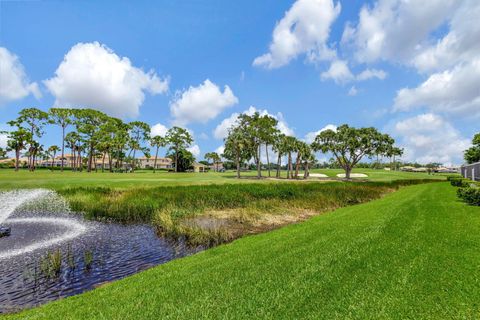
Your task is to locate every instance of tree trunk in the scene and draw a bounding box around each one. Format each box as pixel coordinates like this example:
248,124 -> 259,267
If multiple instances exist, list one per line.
153,146 -> 159,173
61,126 -> 65,172
79,149 -> 83,172
345,166 -> 352,180
132,149 -> 136,173
108,152 -> 113,172
294,152 -> 301,179
72,148 -> 76,172
303,161 -> 309,179
236,150 -> 240,179
102,153 -> 106,172
175,147 -> 178,173
265,144 -> 270,177
393,155 -> 396,171
87,145 -> 93,173
15,149 -> 20,172
287,152 -> 293,179
276,152 -> 281,178
257,145 -> 261,178
51,153 -> 55,170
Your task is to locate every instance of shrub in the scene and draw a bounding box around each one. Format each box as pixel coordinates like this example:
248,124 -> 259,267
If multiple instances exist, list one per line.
450,177 -> 469,187
457,187 -> 480,206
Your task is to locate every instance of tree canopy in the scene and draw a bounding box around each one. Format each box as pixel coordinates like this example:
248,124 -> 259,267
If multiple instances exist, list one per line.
464,133 -> 480,164
312,124 -> 395,179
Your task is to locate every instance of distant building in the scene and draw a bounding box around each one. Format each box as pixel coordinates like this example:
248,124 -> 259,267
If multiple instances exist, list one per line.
461,162 -> 480,181
136,156 -> 172,169
193,162 -> 207,173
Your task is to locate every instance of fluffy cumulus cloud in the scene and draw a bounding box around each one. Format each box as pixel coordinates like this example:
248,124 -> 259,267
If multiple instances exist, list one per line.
213,106 -> 294,140
253,0 -> 341,69
215,145 -> 225,156
412,1 -> 480,73
187,144 -> 201,157
304,124 -> 337,143
394,59 -> 480,117
392,113 -> 470,165
356,68 -> 387,81
44,42 -> 168,118
170,79 -> 238,126
320,60 -> 353,84
0,47 -> 41,104
342,0 -> 460,64
150,123 -> 169,137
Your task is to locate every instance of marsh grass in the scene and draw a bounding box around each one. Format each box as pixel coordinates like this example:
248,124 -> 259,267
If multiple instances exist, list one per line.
83,250 -> 93,270
60,180 -> 437,246
39,249 -> 62,278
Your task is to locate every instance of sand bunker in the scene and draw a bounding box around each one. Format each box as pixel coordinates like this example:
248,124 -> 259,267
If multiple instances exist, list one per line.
336,173 -> 368,178
309,173 -> 328,178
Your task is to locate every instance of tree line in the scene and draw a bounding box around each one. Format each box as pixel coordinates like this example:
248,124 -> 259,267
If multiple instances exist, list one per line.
1,108 -> 403,179
221,112 -> 403,180
0,108 -> 194,173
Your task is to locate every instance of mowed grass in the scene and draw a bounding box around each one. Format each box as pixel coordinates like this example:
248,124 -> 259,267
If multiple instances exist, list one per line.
7,182 -> 480,319
0,168 -> 444,190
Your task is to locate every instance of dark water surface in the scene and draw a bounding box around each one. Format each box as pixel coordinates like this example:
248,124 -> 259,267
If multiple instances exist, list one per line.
0,211 -> 200,314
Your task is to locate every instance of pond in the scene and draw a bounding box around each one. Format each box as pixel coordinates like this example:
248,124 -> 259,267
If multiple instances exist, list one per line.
0,190 -> 201,314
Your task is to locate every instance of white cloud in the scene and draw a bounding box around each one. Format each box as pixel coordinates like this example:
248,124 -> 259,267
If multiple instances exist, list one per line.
412,1 -> 480,73
320,60 -> 354,84
392,113 -> 469,165
304,124 -> 337,143
170,79 -> 238,126
393,59 -> 480,117
187,144 -> 201,157
215,145 -> 225,156
213,106 -> 295,140
356,68 -> 387,81
343,0 -> 460,64
253,0 -> 341,69
321,61 -> 387,84
0,133 -> 7,149
151,123 -> 168,137
44,42 -> 168,118
0,47 -> 41,104
348,86 -> 358,96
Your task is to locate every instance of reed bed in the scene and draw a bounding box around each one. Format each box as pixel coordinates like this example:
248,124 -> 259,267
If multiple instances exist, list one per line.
59,179 -> 436,246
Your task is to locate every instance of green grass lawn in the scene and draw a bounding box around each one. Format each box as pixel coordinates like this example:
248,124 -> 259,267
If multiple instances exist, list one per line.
0,168 -> 445,190
7,182 -> 480,319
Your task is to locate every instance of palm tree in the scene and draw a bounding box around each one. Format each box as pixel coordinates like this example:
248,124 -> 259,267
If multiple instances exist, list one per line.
151,135 -> 166,173
284,136 -> 298,179
223,125 -> 252,179
273,134 -> 287,178
47,145 -> 60,170
205,152 -> 221,172
4,123 -> 32,172
65,131 -> 81,171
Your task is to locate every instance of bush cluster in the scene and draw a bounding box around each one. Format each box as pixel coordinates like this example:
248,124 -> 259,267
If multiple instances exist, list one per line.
457,187 -> 480,206
449,177 -> 470,187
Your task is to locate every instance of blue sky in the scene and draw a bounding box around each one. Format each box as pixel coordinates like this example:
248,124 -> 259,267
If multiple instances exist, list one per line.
1,0 -> 479,165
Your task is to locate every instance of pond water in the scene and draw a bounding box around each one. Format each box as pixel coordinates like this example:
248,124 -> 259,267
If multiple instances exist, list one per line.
0,190 -> 201,314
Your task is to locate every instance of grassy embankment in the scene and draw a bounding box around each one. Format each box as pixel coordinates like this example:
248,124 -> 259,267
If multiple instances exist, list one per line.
61,180 -> 433,246
6,182 -> 480,319
0,169 -> 446,245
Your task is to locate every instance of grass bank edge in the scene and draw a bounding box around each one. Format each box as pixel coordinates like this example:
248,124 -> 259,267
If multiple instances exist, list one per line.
59,179 -> 443,246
